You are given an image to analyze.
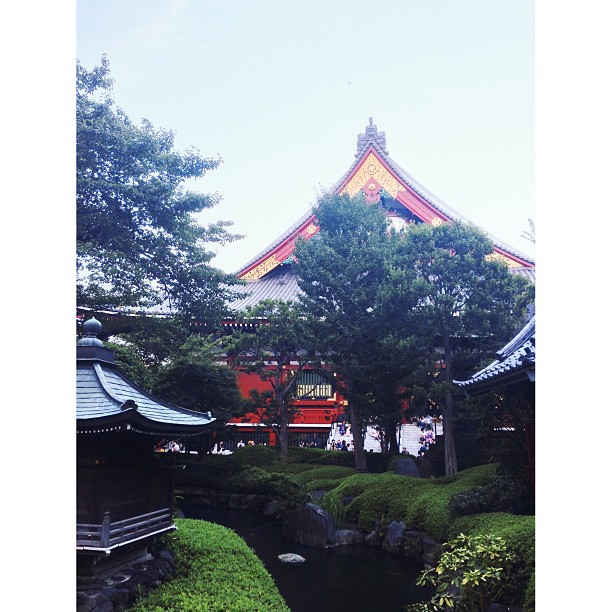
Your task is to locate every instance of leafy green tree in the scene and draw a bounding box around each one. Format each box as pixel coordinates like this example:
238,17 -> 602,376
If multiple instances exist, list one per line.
354,333 -> 427,454
105,340 -> 154,391
396,221 -> 534,475
296,193 -> 421,471
153,335 -> 243,449
220,299 -> 323,465
77,56 -> 241,320
109,316 -> 192,378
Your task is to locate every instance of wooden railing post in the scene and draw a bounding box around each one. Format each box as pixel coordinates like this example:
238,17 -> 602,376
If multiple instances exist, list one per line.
100,511 -> 111,547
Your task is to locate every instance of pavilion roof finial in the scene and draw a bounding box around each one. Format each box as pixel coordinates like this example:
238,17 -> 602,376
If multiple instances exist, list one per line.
356,117 -> 388,157
77,316 -> 104,348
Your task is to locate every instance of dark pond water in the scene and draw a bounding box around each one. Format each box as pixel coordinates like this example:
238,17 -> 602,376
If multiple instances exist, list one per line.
181,504 -> 432,612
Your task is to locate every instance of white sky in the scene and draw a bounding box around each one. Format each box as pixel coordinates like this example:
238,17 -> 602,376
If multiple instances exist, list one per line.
76,0 -> 535,273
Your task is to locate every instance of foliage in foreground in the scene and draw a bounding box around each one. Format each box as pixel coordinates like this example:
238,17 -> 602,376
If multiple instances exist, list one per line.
129,519 -> 290,612
406,533 -> 515,611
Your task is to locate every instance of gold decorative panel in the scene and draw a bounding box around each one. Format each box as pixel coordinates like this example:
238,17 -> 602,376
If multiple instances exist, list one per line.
241,254 -> 280,280
485,252 -> 523,268
341,153 -> 403,199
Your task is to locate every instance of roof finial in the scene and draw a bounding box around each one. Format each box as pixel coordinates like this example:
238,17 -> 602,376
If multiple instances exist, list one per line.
356,117 -> 388,157
77,316 -> 104,347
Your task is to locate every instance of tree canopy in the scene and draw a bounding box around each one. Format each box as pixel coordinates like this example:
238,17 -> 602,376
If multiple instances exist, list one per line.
76,56 -> 241,321
220,299 -> 324,464
395,221 -> 534,474
295,193 -> 534,474
295,192 -> 423,470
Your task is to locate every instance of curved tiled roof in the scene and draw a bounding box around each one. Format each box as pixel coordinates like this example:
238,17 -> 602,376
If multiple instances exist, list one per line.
237,121 -> 534,281
454,315 -> 535,394
236,210 -> 314,276
77,320 -> 215,435
228,266 -> 302,312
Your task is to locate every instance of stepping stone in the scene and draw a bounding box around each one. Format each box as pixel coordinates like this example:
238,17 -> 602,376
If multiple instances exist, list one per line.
278,553 -> 306,563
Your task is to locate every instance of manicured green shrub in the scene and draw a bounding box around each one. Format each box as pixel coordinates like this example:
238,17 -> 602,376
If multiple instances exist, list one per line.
287,465 -> 357,493
321,464 -> 499,539
267,462 -> 316,474
523,570 -> 535,612
310,450 -> 357,467
449,468 -> 534,517
287,446 -> 330,463
224,466 -> 305,505
129,519 -> 290,612
230,445 -> 278,468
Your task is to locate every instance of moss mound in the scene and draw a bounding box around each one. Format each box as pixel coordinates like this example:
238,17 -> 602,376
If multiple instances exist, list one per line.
325,464 -> 498,540
129,519 -> 290,612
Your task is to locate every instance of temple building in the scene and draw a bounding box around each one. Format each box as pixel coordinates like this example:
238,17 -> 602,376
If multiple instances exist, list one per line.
223,119 -> 535,448
76,317 -> 215,576
454,314 -> 536,487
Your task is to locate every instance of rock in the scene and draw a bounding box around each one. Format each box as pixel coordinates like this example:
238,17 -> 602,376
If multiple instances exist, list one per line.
186,495 -> 210,508
76,593 -> 114,612
263,499 -> 286,517
405,530 -> 441,565
416,456 -> 436,478
278,553 -> 306,563
394,457 -> 421,478
382,521 -> 405,555
228,493 -> 242,509
108,587 -> 131,608
252,494 -> 271,509
335,529 -> 365,545
365,530 -> 382,547
282,503 -> 336,548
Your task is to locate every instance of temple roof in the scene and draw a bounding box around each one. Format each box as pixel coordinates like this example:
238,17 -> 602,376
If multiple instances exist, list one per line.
77,317 -> 215,436
229,265 -> 301,312
234,118 -> 534,288
453,315 -> 535,395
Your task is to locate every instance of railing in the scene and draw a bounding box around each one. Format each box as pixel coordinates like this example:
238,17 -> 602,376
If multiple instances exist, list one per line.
77,508 -> 173,550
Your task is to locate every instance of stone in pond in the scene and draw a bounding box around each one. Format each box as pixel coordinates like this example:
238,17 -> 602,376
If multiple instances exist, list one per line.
278,553 -> 306,563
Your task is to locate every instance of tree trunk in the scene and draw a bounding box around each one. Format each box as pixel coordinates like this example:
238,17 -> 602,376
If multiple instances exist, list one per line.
442,332 -> 458,475
349,403 -> 368,472
279,398 -> 289,465
385,419 -> 400,455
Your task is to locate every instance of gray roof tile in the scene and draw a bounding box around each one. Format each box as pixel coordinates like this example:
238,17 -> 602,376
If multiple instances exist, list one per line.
454,316 -> 535,391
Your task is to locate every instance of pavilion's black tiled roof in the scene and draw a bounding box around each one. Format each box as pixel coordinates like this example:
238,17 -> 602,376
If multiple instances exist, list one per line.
454,315 -> 535,393
77,318 -> 215,435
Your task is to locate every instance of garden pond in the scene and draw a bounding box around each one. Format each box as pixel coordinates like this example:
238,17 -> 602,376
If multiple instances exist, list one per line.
182,504 -> 432,612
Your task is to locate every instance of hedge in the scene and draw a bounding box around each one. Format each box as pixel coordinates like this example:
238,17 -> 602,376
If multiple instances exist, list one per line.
129,519 -> 290,612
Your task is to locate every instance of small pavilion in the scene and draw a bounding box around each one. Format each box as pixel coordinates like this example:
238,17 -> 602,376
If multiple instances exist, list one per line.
76,317 -> 215,576
454,315 -> 535,487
